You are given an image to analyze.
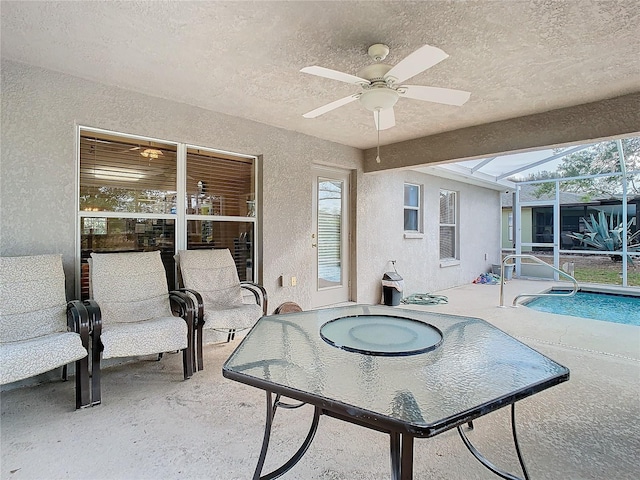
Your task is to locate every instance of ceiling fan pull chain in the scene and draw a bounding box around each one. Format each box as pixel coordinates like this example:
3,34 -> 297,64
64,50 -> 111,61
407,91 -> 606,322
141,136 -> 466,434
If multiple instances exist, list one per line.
376,109 -> 381,163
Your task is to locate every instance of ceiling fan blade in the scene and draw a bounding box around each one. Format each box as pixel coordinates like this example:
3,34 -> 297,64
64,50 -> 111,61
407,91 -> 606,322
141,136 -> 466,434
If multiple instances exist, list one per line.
373,108 -> 396,131
302,94 -> 360,118
301,66 -> 370,85
384,45 -> 449,84
399,85 -> 471,106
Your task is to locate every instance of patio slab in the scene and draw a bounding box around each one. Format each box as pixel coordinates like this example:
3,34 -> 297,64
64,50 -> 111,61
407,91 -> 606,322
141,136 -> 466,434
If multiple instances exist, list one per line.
1,280 -> 639,479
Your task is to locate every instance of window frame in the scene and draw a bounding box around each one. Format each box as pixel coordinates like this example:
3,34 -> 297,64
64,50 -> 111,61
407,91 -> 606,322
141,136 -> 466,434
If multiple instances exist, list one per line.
75,126 -> 259,298
403,182 -> 422,233
439,189 -> 459,262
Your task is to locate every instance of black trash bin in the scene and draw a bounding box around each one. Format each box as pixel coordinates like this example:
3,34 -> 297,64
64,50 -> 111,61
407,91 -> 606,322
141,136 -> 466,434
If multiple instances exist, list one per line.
382,271 -> 403,306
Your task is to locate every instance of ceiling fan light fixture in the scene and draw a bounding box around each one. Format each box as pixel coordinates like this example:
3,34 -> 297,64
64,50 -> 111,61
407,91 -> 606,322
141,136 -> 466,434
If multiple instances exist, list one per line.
141,148 -> 163,159
359,87 -> 399,112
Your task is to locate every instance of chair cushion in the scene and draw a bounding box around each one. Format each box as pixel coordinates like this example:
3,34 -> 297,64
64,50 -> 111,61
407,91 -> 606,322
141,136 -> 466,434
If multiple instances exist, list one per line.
0,254 -> 68,342
177,249 -> 243,308
0,332 -> 87,385
202,303 -> 263,331
90,251 -> 172,325
100,316 -> 188,359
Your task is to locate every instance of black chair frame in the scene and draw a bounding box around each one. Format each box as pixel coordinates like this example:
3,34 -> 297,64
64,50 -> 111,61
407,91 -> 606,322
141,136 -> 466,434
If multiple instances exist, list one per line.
78,291 -> 195,406
65,300 -> 92,409
179,282 -> 267,372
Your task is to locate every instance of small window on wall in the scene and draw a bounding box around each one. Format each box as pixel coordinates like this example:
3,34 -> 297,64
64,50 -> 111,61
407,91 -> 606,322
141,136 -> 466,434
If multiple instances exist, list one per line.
439,189 -> 458,260
404,183 -> 421,232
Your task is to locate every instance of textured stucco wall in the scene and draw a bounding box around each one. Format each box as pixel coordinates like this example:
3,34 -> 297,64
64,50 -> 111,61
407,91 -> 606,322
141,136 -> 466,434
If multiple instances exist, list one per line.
1,60 -> 502,309
356,169 -> 501,304
0,60 -> 361,309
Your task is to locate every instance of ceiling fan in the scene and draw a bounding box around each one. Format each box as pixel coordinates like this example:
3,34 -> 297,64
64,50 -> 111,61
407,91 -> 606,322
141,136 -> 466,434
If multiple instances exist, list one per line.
301,43 -> 471,131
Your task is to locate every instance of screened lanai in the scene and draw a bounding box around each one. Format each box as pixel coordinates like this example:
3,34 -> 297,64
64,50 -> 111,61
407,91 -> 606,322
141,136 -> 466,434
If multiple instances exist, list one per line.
428,136 -> 640,287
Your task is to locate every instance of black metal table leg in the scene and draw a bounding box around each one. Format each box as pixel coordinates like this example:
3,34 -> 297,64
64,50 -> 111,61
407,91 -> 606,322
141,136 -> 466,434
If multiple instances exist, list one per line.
253,391 -> 321,480
390,432 -> 401,480
253,391 -> 277,480
457,403 -> 530,480
401,434 -> 414,480
389,432 -> 414,480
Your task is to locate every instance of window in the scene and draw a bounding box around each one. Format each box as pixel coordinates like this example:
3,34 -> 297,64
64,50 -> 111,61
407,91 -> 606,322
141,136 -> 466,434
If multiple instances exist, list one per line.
508,212 -> 513,242
77,127 -> 258,299
439,190 -> 458,260
404,183 -> 421,232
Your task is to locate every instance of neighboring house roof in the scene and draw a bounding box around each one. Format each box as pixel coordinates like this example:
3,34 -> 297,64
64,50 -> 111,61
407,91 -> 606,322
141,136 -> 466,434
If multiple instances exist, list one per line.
501,184 -> 639,207
502,185 -> 585,207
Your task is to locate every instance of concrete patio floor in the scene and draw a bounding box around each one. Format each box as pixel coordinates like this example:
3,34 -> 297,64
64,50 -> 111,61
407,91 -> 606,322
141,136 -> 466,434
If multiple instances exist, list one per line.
1,279 -> 639,479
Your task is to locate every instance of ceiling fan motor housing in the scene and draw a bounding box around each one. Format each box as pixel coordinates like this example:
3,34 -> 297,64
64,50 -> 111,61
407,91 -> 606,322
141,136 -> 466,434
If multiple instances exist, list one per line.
359,86 -> 399,111
357,63 -> 399,111
357,63 -> 392,82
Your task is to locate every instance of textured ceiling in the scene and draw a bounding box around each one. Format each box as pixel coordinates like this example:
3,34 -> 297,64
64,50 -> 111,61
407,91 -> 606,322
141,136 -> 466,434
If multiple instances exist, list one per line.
1,1 -> 639,150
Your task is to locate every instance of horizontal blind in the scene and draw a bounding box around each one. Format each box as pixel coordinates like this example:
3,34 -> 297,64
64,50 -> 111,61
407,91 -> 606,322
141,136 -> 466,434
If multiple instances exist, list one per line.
318,212 -> 341,267
79,135 -> 177,213
186,149 -> 254,217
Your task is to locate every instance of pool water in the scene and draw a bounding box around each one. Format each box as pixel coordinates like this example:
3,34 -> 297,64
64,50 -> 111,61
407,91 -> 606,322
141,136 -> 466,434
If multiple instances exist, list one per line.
525,291 -> 640,326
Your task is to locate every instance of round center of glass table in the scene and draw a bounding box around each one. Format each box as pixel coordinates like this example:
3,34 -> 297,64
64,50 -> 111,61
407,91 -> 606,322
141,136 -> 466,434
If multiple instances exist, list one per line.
320,315 -> 443,356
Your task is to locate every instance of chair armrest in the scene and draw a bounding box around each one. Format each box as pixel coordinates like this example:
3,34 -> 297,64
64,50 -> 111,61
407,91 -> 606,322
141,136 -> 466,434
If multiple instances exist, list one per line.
81,300 -> 102,337
169,291 -> 196,379
67,300 -> 90,348
175,288 -> 204,326
82,299 -> 103,405
169,291 -> 196,322
241,282 -> 268,316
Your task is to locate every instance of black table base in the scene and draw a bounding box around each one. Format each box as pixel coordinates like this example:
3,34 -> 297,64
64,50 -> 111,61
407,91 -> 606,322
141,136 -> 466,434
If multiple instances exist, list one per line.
253,391 -> 531,480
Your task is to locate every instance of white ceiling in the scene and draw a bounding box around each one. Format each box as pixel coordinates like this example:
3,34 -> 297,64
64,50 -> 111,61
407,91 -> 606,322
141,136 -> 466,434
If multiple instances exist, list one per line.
1,1 -> 639,150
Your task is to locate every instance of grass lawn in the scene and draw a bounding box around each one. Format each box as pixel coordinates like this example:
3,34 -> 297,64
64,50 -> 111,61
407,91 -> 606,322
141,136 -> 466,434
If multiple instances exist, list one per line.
573,267 -> 640,286
526,253 -> 640,287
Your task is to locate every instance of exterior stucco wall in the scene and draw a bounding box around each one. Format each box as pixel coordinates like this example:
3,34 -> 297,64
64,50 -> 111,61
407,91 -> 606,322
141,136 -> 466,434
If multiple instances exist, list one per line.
2,60 -> 502,310
356,170 -> 501,304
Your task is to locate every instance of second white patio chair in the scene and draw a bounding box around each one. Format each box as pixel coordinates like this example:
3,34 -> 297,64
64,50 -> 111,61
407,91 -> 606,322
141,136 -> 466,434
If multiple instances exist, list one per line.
86,250 -> 194,405
176,248 -> 267,371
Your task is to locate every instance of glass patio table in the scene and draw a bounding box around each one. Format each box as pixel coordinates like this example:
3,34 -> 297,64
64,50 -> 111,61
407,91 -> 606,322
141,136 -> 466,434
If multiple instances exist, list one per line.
222,305 -> 569,480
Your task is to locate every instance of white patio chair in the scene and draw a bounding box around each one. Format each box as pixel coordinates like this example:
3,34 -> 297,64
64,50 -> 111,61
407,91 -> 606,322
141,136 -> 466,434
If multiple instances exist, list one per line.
176,248 -> 267,371
86,250 -> 194,405
0,254 -> 91,409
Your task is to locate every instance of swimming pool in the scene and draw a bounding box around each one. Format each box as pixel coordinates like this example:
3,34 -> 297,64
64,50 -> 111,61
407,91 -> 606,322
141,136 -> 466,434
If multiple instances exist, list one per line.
524,289 -> 640,326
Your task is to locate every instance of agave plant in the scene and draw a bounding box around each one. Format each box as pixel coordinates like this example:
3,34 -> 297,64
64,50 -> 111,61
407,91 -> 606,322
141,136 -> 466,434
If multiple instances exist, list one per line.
568,211 -> 640,263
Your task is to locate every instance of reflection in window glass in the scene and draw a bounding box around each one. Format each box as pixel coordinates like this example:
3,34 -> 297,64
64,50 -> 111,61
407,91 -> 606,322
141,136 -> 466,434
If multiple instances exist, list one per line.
404,184 -> 419,207
78,128 -> 260,297
187,220 -> 255,282
79,135 -> 177,213
82,217 -> 107,235
404,183 -> 421,232
186,149 -> 255,217
79,217 -> 175,299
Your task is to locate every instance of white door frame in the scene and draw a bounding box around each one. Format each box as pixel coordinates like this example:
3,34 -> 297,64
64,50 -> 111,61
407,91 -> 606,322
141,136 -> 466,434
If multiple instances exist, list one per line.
311,165 -> 351,307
